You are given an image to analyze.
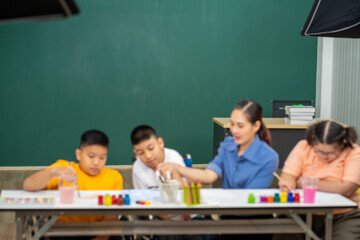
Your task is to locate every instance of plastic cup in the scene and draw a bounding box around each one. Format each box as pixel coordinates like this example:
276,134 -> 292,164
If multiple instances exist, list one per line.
301,177 -> 319,204
159,180 -> 180,204
59,179 -> 75,204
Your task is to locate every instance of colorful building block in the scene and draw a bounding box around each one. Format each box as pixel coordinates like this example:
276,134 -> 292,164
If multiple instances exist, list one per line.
98,195 -> 103,205
124,194 -> 130,205
260,196 -> 267,203
117,195 -> 124,205
288,192 -> 294,203
274,193 -> 280,202
280,192 -> 287,203
248,193 -> 255,203
267,196 -> 274,203
104,194 -> 112,206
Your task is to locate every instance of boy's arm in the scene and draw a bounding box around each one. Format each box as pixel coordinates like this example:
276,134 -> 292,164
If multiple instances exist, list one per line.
23,166 -> 77,191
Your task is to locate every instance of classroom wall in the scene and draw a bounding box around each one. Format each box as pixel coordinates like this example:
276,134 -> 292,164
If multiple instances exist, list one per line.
0,0 -> 317,166
330,39 -> 360,134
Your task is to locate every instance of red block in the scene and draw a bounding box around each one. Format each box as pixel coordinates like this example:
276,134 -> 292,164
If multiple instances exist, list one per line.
98,195 -> 103,205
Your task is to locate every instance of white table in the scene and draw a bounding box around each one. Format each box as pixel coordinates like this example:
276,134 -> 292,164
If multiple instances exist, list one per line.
0,189 -> 357,240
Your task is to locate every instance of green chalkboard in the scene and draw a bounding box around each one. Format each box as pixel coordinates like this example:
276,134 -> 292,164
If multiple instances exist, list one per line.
0,0 -> 317,166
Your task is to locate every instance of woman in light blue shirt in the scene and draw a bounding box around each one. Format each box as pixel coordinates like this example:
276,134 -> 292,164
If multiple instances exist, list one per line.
158,99 -> 279,189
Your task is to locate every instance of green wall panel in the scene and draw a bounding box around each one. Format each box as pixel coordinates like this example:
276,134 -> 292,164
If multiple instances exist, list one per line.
0,0 -> 317,166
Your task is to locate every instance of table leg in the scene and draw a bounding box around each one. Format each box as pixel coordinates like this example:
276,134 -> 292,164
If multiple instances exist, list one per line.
15,214 -> 59,240
305,213 -> 313,240
31,216 -> 59,240
15,215 -> 23,240
324,212 -> 333,240
288,213 -> 320,240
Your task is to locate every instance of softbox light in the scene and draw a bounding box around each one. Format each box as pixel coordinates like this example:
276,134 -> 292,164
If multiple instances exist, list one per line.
0,0 -> 79,22
301,0 -> 360,38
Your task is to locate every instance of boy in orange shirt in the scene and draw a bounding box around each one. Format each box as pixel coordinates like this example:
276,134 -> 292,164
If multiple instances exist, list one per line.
23,130 -> 123,239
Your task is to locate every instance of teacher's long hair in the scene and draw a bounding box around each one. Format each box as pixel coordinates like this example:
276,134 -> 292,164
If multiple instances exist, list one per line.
233,99 -> 272,146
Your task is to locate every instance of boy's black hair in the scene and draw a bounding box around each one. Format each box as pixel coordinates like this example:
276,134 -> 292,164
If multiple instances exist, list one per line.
80,130 -> 109,149
131,125 -> 157,145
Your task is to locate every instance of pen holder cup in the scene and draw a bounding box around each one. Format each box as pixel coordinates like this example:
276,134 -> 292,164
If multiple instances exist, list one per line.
183,183 -> 201,206
159,180 -> 180,204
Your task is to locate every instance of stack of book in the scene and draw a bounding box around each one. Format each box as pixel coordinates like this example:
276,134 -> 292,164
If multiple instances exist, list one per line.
285,106 -> 315,125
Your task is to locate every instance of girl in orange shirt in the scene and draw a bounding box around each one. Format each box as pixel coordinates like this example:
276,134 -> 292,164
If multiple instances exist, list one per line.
279,120 -> 360,240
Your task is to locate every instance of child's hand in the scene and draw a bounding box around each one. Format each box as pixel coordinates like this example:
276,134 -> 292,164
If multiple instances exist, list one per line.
156,163 -> 178,180
278,179 -> 295,192
50,166 -> 77,181
156,163 -> 184,185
